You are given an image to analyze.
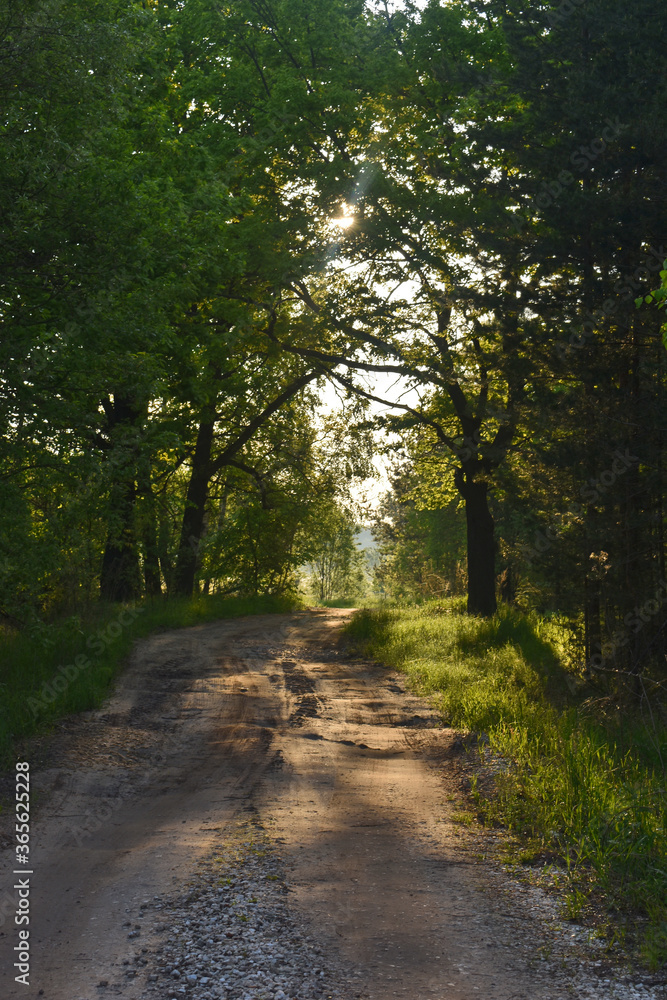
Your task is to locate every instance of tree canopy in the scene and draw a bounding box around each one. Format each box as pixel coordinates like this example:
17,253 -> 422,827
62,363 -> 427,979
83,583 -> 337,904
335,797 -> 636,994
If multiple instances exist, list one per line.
1,0 -> 666,683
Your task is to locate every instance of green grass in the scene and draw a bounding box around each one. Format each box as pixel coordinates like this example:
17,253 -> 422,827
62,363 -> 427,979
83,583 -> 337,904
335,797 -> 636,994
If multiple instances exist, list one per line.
317,598 -> 361,608
0,593 -> 298,768
345,599 -> 667,969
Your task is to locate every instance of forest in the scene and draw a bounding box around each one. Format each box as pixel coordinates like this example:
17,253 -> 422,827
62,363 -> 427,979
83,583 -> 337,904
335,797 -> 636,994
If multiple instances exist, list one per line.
1,0 -> 666,966
2,0 -> 666,643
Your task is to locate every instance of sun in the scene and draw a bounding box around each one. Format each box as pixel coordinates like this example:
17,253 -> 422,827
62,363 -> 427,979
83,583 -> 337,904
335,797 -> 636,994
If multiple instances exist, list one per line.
333,214 -> 355,229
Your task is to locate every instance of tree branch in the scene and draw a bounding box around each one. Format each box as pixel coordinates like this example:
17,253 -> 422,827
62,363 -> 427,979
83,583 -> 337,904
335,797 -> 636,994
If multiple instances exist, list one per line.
210,369 -> 323,474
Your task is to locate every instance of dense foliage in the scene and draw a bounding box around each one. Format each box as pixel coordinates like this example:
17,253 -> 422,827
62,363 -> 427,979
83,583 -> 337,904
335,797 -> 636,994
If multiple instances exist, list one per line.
1,0 -> 666,692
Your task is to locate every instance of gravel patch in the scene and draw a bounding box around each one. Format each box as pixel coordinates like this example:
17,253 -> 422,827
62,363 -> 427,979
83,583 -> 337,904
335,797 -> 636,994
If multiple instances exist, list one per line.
483,861 -> 667,1000
111,820 -> 666,1000
121,820 -> 366,1000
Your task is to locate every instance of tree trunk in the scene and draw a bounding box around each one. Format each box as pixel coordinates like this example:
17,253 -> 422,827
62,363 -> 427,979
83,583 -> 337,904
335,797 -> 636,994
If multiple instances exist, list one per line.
158,524 -> 174,597
100,480 -> 141,602
456,470 -> 497,616
498,566 -> 516,605
142,504 -> 162,597
172,373 -> 319,598
584,576 -> 602,663
137,465 -> 162,598
99,393 -> 144,602
173,418 -> 215,597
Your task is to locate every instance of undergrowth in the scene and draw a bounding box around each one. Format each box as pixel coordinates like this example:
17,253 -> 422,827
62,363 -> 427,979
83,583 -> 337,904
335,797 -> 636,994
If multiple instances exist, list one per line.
0,593 -> 298,768
345,600 -> 667,970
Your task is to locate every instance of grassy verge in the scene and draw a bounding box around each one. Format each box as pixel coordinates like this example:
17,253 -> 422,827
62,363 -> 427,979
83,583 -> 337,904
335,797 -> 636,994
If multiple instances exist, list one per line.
0,593 -> 298,769
344,599 -> 667,969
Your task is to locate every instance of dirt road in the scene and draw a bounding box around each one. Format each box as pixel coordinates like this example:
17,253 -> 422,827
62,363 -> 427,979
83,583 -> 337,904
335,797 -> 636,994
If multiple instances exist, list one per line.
0,610 -> 662,1000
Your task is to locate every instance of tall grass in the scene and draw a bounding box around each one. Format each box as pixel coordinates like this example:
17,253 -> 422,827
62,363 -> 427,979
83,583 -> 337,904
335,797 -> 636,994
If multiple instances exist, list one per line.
345,600 -> 667,968
0,593 -> 297,768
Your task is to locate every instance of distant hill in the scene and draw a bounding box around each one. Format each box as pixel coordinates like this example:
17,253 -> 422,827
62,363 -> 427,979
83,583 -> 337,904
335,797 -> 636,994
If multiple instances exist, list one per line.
354,527 -> 376,551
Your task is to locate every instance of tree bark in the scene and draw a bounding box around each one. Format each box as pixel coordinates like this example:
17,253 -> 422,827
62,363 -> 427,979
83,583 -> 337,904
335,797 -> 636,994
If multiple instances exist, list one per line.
173,418 -> 215,597
158,523 -> 174,596
456,470 -> 497,617
100,480 -> 142,602
498,566 -> 515,605
584,576 -> 602,664
142,503 -> 162,598
99,393 -> 144,602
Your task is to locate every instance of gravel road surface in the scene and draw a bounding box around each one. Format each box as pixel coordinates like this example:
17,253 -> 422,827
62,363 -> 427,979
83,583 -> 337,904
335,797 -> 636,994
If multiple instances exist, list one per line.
0,609 -> 664,1000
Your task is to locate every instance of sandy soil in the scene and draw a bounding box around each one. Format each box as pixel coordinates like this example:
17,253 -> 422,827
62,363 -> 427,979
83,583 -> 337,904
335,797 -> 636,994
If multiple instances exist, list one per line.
0,609 -> 663,1000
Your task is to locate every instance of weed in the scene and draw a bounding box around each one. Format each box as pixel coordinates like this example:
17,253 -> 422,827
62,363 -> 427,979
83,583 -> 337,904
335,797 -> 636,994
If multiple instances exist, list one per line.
451,810 -> 475,827
640,917 -> 667,970
561,887 -> 588,922
344,599 -> 667,967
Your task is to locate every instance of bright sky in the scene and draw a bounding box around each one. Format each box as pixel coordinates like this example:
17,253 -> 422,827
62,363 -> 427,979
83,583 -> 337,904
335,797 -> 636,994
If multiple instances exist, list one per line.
318,365 -> 421,518
320,153 -> 426,515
